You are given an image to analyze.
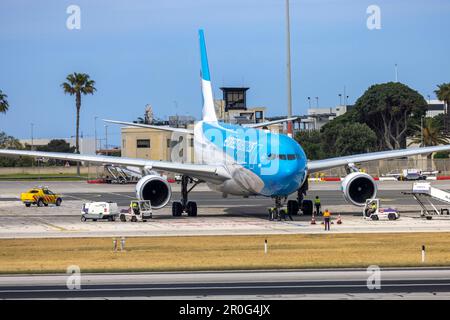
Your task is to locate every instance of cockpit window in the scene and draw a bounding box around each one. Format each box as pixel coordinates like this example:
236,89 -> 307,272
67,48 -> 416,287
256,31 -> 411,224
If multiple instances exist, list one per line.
267,154 -> 298,160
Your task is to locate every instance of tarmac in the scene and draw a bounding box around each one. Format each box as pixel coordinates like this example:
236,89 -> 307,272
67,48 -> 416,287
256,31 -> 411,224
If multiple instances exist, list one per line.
1,180 -> 450,238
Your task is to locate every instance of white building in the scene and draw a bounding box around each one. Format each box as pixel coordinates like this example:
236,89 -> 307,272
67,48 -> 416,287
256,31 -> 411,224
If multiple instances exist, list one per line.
20,137 -> 96,155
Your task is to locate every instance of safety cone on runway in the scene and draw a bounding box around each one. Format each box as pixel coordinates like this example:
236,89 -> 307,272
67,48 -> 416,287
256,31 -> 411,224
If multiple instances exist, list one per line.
337,214 -> 342,224
311,215 -> 316,225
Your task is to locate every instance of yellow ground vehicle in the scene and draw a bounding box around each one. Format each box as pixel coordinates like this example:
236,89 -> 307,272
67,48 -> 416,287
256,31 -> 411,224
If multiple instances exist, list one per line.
20,187 -> 62,207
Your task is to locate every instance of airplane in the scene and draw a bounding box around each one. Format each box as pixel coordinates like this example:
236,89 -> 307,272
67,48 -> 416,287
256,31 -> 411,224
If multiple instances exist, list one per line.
2,29 -> 450,220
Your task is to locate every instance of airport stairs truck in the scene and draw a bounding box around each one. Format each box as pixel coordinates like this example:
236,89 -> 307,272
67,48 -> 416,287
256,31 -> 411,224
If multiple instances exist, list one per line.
404,182 -> 450,219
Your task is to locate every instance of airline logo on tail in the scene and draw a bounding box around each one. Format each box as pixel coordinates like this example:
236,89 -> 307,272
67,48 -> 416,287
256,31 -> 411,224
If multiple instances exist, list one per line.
199,29 -> 218,123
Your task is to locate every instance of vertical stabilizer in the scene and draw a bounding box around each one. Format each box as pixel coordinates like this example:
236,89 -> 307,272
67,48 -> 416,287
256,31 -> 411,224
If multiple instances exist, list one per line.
199,29 -> 218,122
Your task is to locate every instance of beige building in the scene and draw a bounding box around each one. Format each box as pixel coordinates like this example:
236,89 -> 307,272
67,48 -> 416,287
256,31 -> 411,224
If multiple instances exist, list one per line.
121,126 -> 195,163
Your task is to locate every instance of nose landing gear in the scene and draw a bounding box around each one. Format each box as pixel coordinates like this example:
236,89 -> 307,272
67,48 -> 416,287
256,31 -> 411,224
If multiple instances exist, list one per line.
172,175 -> 201,217
268,196 -> 292,221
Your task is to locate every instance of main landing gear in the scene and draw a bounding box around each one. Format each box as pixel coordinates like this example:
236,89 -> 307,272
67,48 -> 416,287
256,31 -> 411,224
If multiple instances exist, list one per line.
172,175 -> 200,217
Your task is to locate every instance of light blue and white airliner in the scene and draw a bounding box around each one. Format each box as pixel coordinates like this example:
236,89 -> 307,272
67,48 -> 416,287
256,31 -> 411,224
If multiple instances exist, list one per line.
2,29 -> 450,218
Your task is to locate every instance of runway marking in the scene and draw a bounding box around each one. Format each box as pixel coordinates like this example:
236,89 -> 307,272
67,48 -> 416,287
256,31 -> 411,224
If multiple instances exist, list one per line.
1,282 -> 450,294
35,218 -> 68,232
108,192 -> 135,199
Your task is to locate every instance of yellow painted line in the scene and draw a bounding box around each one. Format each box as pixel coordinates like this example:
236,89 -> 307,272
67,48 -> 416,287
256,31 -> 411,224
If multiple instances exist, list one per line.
36,218 -> 69,232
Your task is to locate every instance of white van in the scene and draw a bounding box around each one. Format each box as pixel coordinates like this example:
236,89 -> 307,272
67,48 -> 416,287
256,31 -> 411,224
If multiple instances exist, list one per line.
81,202 -> 119,222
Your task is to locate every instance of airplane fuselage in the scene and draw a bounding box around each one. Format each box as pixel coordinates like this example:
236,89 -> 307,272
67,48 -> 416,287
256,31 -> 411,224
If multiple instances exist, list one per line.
193,121 -> 307,197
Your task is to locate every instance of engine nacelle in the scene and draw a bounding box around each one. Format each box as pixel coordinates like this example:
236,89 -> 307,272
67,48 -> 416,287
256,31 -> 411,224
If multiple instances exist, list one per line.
341,172 -> 377,206
135,175 -> 172,209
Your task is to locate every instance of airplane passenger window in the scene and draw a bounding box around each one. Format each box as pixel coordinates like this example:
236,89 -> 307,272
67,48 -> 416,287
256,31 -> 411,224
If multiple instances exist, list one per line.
287,154 -> 296,160
279,154 -> 287,160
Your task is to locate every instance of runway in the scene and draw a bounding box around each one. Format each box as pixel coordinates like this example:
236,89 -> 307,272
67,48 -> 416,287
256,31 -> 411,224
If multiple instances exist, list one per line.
1,268 -> 450,299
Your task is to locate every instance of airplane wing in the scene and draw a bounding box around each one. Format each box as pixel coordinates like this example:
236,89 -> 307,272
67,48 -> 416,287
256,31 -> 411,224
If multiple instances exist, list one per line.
0,149 -> 231,183
243,117 -> 299,129
308,145 -> 450,173
103,119 -> 194,134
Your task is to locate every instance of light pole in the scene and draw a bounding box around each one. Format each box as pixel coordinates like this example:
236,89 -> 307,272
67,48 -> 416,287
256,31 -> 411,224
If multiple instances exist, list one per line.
30,123 -> 34,168
307,97 -> 311,109
395,63 -> 398,82
421,116 -> 424,147
285,0 -> 293,136
94,116 -> 98,154
338,94 -> 342,105
104,125 -> 108,156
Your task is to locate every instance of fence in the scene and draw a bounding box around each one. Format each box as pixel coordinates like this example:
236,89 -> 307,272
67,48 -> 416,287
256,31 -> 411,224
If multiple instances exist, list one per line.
316,158 -> 450,177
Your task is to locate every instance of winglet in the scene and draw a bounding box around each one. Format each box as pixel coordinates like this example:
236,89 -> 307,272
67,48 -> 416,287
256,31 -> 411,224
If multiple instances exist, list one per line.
198,29 -> 217,122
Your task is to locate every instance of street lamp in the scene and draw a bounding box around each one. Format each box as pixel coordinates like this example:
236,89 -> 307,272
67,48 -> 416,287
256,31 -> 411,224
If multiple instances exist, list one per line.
338,94 -> 342,106
94,116 -> 98,154
104,125 -> 108,156
307,97 -> 311,109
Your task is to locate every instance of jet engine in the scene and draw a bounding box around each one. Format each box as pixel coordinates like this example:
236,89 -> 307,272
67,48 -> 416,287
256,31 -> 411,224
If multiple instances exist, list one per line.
135,175 -> 172,209
341,172 -> 377,206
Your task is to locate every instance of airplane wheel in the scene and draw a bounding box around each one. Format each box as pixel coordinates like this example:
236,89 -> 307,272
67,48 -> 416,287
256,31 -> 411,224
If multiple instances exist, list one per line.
172,202 -> 183,217
186,201 -> 197,217
301,200 -> 313,216
287,200 -> 299,215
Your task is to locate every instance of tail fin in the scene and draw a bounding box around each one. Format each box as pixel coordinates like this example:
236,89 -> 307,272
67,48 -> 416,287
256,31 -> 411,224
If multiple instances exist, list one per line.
199,29 -> 218,123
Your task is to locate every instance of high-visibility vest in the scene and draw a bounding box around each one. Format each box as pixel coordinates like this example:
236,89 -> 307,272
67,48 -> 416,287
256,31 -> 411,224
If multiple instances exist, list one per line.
314,198 -> 321,205
323,211 -> 331,217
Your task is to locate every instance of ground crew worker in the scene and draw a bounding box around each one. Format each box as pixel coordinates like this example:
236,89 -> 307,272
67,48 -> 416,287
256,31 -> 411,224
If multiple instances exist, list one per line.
323,209 -> 331,231
132,202 -> 140,215
366,201 -> 377,217
314,196 -> 321,216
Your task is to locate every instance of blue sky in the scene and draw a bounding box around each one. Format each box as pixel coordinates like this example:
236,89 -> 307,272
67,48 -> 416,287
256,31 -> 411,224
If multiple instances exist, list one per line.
1,0 -> 449,146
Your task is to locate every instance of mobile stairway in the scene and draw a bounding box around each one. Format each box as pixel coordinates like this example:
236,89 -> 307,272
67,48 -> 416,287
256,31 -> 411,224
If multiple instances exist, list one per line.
104,165 -> 142,184
403,182 -> 450,219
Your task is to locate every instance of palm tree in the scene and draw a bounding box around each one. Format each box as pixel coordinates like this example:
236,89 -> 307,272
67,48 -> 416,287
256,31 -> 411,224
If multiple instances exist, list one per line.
410,117 -> 450,168
435,83 -> 450,132
61,73 -> 96,175
0,90 -> 9,114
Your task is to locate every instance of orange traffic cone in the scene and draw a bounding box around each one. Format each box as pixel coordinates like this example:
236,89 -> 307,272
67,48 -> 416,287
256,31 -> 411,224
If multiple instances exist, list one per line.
337,214 -> 342,224
311,215 -> 316,225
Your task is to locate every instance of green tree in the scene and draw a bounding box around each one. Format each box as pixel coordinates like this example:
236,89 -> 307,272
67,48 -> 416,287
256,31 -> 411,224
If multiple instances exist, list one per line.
0,90 -> 9,114
0,132 -> 32,167
61,73 -> 96,175
409,117 -> 449,170
321,122 -> 377,157
435,83 -> 450,115
295,130 -> 325,160
353,82 -> 427,150
410,117 -> 450,148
